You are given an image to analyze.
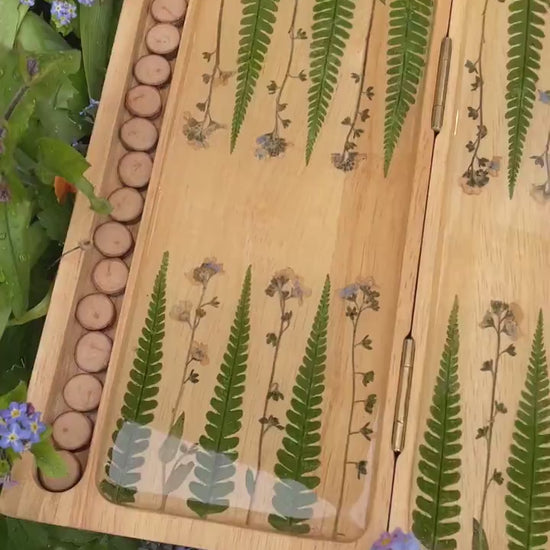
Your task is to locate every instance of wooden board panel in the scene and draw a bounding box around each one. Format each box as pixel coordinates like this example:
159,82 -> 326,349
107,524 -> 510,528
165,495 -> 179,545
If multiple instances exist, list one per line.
0,0 -> 451,548
392,1 -> 550,549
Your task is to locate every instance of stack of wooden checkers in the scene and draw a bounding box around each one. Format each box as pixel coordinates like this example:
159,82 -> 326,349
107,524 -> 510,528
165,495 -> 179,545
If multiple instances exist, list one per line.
38,0 -> 187,493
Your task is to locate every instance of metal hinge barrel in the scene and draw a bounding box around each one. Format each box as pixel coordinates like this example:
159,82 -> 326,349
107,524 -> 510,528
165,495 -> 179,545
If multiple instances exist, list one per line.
431,36 -> 453,132
392,337 -> 416,454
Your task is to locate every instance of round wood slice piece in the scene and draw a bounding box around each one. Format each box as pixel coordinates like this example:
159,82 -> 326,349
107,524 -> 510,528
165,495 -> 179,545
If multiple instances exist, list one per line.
63,374 -> 103,412
146,24 -> 181,56
108,187 -> 144,223
93,221 -> 133,258
118,151 -> 153,189
125,85 -> 162,118
52,411 -> 93,451
92,258 -> 129,296
75,293 -> 116,331
39,450 -> 82,492
134,54 -> 171,86
120,117 -> 158,152
75,331 -> 112,373
151,0 -> 187,24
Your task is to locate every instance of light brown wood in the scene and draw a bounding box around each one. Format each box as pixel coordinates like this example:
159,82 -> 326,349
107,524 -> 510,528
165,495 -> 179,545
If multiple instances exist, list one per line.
118,151 -> 154,189
146,24 -> 180,57
63,374 -> 104,412
39,451 -> 82,492
119,117 -> 159,152
151,0 -> 187,25
134,54 -> 171,86
75,332 -> 113,373
93,221 -> 134,258
107,187 -> 145,223
52,412 -> 94,451
92,258 -> 130,296
126,85 -> 163,118
75,293 -> 116,331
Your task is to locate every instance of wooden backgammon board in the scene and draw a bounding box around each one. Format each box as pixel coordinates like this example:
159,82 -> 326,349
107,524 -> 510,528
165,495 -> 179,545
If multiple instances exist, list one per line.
2,0 -> 550,548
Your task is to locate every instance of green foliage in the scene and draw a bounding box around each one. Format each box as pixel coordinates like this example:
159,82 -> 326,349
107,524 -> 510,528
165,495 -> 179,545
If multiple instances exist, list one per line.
306,0 -> 357,164
188,266 -> 252,517
384,0 -> 434,175
506,0 -> 548,197
506,311 -> 550,550
268,276 -> 330,535
231,0 -> 280,152
100,252 -> 169,504
412,297 -> 462,550
0,380 -> 26,408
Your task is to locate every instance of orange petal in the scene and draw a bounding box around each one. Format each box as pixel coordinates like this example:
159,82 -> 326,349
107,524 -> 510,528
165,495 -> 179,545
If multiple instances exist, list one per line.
54,176 -> 77,204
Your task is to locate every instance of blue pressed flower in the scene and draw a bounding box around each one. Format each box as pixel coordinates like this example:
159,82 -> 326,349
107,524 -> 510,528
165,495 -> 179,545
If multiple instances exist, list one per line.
23,412 -> 46,443
371,529 -> 421,550
51,0 -> 78,26
539,90 -> 550,105
256,134 -> 269,146
0,422 -> 31,453
339,283 -> 359,300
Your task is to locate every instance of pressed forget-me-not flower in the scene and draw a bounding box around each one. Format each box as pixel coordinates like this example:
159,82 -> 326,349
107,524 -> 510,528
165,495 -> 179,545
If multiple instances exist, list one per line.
371,529 -> 421,550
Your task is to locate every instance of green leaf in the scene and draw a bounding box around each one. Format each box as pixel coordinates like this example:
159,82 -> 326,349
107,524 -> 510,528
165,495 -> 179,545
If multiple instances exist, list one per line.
230,0 -> 280,152
0,381 -> 27,408
306,0 -> 358,164
8,285 -> 51,327
384,0 -> 434,175
246,467 -> 255,496
100,252 -> 169,504
412,297 -> 462,550
158,411 -> 185,464
37,138 -> 111,215
506,0 -> 548,197
188,266 -> 252,518
505,310 -> 550,550
0,200 -> 33,318
79,0 -> 116,100
165,462 -> 193,494
36,185 -> 73,243
472,518 -> 489,550
31,427 -> 69,478
268,276 -> 330,535
0,0 -> 28,50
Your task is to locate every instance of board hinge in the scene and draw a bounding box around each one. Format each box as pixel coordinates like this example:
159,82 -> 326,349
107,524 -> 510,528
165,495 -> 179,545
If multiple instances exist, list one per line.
431,36 -> 453,133
392,336 -> 416,454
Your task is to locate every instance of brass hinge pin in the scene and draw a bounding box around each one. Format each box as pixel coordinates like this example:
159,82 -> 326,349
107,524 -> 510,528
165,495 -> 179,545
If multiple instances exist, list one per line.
392,337 -> 416,454
431,37 -> 453,133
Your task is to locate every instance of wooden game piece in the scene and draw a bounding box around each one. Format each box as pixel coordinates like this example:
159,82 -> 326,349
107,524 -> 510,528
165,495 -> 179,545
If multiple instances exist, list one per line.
146,24 -> 181,57
52,411 -> 93,451
120,117 -> 158,152
118,151 -> 153,189
74,331 -> 112,373
107,187 -> 145,224
75,293 -> 116,331
125,85 -> 162,118
91,258 -> 130,296
93,221 -> 134,258
63,374 -> 103,412
150,0 -> 187,24
134,54 -> 171,87
39,451 -> 82,492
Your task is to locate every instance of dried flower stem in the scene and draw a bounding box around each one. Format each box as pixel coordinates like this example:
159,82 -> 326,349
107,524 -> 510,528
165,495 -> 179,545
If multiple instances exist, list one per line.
534,130 -> 550,196
246,293 -> 291,524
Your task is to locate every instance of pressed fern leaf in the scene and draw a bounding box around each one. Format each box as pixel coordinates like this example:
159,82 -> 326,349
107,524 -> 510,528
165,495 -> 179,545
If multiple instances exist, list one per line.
231,0 -> 280,152
506,0 -> 548,198
100,252 -> 169,505
306,0 -> 357,164
384,0 -> 434,176
268,276 -> 330,535
187,266 -> 252,518
506,310 -> 550,550
412,297 -> 462,550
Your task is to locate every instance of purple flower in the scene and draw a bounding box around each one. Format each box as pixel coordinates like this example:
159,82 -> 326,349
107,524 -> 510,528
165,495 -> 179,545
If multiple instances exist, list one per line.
0,422 -> 31,453
51,0 -> 78,26
19,0 -> 35,6
0,474 -> 18,490
339,284 -> 359,300
0,184 -> 11,203
77,0 -> 95,4
539,90 -> 550,105
371,529 -> 421,550
23,412 -> 46,444
2,402 -> 27,421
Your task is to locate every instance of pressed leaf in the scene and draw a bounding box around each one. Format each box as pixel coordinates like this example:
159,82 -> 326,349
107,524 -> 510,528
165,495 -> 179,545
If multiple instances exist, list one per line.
100,252 -> 169,504
505,311 -> 550,550
506,0 -> 549,197
412,297 -> 462,549
384,0 -> 434,175
159,412 -> 185,464
165,462 -> 193,495
231,0 -> 280,152
472,518 -> 489,550
187,266 -> 252,517
268,276 -> 330,535
306,0 -> 358,164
